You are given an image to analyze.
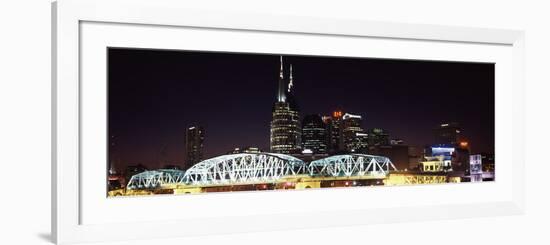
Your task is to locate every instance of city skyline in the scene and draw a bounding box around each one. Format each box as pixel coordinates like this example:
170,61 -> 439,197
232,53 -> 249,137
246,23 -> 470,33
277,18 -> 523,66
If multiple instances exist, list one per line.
108,48 -> 494,171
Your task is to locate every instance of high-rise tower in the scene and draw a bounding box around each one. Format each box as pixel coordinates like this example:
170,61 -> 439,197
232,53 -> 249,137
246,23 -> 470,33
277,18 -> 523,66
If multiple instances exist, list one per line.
323,111 -> 344,154
341,113 -> 368,153
185,126 -> 204,169
270,56 -> 301,153
302,114 -> 327,154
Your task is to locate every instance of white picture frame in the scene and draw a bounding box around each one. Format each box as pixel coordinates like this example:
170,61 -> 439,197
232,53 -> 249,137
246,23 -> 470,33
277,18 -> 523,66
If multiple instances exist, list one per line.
52,0 -> 525,244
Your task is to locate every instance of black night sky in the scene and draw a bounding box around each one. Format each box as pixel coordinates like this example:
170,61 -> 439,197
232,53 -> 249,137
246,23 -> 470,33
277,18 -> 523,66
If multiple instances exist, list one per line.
108,48 -> 494,170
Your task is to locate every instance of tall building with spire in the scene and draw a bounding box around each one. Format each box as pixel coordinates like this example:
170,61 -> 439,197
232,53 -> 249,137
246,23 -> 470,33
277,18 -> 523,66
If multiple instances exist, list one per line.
270,56 -> 302,153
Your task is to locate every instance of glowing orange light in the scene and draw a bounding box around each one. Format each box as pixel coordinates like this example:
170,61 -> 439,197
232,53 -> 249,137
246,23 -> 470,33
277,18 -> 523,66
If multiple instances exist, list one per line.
460,141 -> 468,147
333,111 -> 343,118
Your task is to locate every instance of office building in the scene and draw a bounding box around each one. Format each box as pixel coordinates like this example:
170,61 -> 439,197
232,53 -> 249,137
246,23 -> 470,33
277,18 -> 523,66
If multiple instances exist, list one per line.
302,114 -> 328,154
185,126 -> 204,168
323,111 -> 344,154
341,113 -> 368,153
270,57 -> 302,153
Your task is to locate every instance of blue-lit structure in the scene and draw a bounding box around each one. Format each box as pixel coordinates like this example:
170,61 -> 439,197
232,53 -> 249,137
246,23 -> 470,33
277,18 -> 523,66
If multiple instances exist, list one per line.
182,153 -> 306,185
308,154 -> 396,177
126,169 -> 185,190
126,153 -> 396,189
430,144 -> 455,161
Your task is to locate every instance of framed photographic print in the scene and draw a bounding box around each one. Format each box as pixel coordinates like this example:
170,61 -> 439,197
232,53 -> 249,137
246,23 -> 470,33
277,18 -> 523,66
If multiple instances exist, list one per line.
108,48 -> 493,196
52,0 -> 525,244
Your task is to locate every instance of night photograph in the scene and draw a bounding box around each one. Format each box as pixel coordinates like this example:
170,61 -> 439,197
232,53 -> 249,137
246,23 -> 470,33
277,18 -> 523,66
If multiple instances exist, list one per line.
107,48 -> 495,196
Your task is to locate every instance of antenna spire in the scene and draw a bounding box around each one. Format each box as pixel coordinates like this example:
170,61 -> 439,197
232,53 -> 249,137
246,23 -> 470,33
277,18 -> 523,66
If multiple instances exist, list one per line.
277,56 -> 286,102
279,56 -> 284,79
288,64 -> 293,92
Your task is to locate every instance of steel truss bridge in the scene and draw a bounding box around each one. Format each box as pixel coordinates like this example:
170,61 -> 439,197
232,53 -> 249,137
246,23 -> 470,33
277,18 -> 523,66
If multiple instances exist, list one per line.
309,154 -> 396,178
126,153 -> 397,190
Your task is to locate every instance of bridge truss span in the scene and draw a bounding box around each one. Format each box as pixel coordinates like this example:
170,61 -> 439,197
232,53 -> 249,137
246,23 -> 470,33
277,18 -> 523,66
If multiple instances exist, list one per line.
308,154 -> 397,177
182,153 -> 307,186
125,153 -> 398,190
126,169 -> 186,190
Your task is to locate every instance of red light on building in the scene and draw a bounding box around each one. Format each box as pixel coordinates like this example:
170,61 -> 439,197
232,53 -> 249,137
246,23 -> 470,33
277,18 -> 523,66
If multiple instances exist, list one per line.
333,111 -> 343,118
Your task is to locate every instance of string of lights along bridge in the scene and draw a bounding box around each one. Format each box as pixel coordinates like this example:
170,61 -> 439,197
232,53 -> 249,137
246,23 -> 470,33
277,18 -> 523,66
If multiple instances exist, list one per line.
108,56 -> 495,196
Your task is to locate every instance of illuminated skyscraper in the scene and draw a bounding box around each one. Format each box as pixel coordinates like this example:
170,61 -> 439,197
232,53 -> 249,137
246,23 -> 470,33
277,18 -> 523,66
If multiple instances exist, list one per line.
185,126 -> 204,168
341,113 -> 368,153
323,111 -> 344,154
270,57 -> 301,153
302,114 -> 327,154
